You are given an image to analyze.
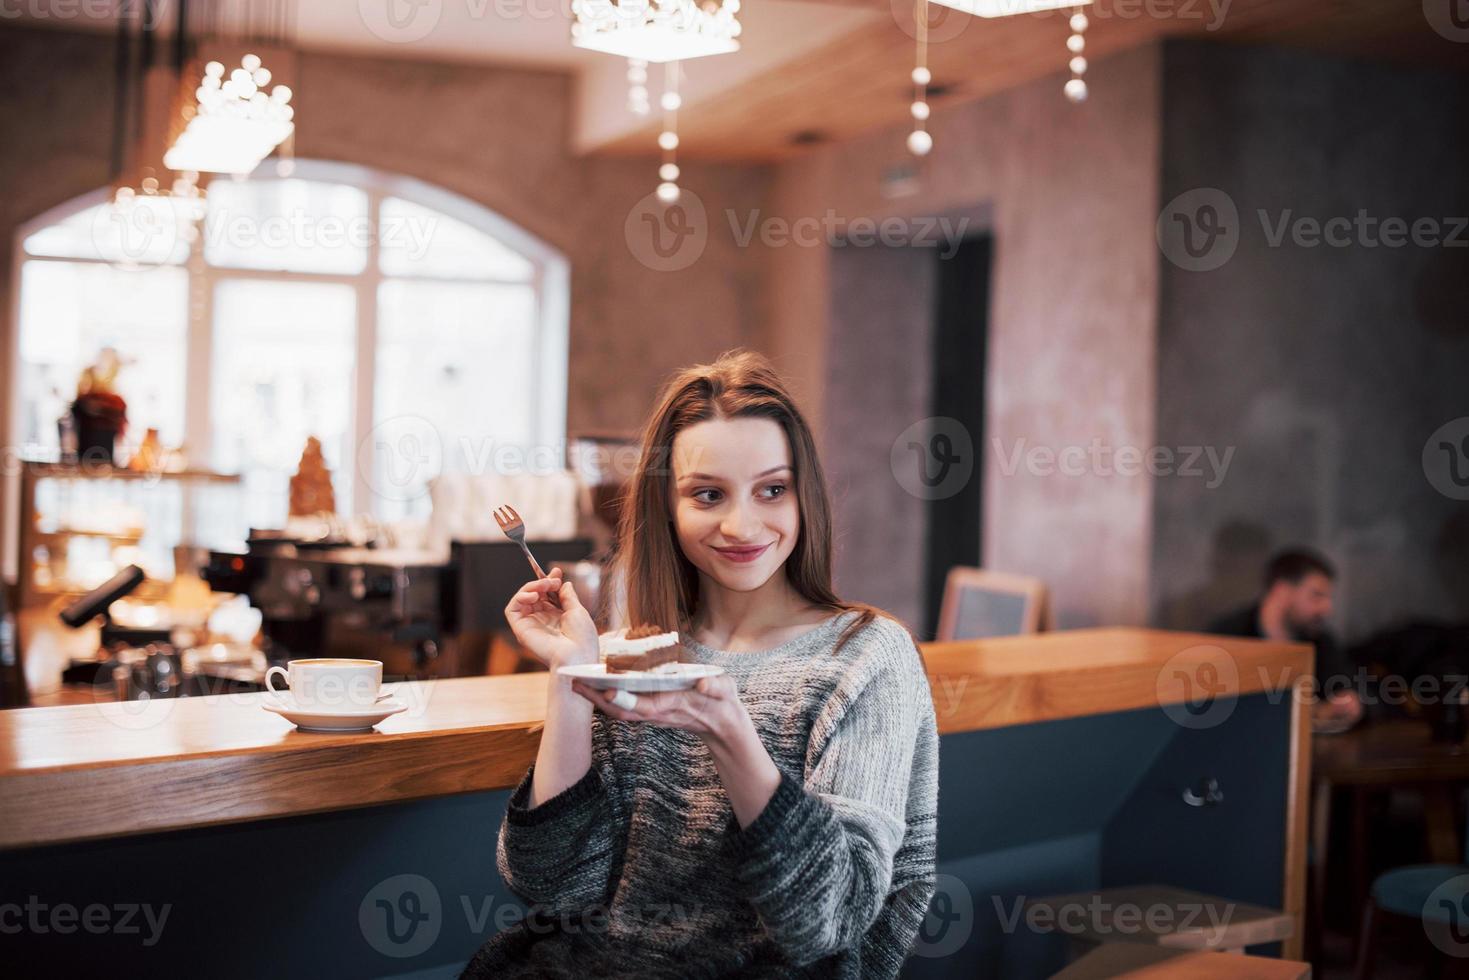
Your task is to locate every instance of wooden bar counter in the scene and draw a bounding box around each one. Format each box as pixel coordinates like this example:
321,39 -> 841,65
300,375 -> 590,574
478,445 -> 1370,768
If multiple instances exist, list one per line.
0,628 -> 1313,976
0,628 -> 1309,850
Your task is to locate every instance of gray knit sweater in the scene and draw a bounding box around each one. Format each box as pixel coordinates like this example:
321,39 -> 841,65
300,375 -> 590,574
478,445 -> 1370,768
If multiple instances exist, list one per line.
461,610 -> 939,979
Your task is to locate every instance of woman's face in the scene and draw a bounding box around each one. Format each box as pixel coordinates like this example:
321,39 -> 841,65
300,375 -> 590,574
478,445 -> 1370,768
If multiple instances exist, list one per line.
670,416 -> 800,594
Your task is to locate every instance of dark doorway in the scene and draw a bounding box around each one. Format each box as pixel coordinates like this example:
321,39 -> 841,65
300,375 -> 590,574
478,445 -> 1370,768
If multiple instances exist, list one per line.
922,236 -> 992,637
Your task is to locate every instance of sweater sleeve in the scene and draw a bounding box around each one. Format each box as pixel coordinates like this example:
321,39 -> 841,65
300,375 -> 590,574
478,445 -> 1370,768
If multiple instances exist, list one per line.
496,713 -> 621,912
726,630 -> 934,966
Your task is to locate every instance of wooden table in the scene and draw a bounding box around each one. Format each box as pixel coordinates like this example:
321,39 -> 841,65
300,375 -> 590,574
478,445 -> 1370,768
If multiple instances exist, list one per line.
1053,942 -> 1312,978
1308,717 -> 1469,959
1026,884 -> 1296,953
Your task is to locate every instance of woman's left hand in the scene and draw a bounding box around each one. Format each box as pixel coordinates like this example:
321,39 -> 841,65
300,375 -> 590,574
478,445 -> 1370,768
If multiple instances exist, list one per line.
571,674 -> 746,746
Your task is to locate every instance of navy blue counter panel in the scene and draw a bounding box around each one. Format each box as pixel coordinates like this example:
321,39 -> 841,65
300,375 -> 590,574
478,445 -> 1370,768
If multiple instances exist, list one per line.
1100,692 -> 1290,912
904,693 -> 1292,979
0,789 -> 518,979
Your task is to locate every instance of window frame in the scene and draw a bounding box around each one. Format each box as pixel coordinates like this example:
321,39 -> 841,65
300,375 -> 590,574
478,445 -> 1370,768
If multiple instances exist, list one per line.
5,160 -> 569,577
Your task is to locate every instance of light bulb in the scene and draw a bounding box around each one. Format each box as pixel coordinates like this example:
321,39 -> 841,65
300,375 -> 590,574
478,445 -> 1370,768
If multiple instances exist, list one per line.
659,162 -> 680,181
656,181 -> 680,204
205,61 -> 224,78
253,67 -> 272,86
272,85 -> 293,104
1067,33 -> 1085,53
242,53 -> 262,71
658,130 -> 679,151
1064,78 -> 1088,102
231,68 -> 252,86
1070,56 -> 1087,74
911,66 -> 931,86
661,91 -> 682,111
1070,12 -> 1088,31
907,129 -> 932,156
911,101 -> 930,121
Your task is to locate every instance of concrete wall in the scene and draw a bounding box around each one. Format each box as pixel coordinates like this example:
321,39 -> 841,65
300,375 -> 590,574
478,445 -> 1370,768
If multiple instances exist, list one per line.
824,244 -> 937,628
1150,42 -> 1469,642
761,46 -> 1164,630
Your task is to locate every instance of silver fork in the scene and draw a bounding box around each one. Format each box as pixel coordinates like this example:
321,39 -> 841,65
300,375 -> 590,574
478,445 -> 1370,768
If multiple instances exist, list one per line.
494,504 -> 560,608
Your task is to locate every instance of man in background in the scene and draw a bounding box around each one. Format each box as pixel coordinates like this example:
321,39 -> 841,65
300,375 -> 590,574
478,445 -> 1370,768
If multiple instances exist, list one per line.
1209,549 -> 1364,729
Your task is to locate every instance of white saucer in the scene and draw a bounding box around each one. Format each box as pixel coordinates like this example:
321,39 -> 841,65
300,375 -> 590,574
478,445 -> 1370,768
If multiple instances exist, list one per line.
556,662 -> 725,692
262,697 -> 408,732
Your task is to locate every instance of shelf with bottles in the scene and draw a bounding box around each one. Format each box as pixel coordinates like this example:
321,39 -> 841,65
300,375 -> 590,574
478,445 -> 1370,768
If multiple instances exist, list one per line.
16,459 -> 243,610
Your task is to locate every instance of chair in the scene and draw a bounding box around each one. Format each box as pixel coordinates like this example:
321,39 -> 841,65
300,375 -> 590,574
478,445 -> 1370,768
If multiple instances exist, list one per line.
1353,808 -> 1469,979
934,567 -> 1051,641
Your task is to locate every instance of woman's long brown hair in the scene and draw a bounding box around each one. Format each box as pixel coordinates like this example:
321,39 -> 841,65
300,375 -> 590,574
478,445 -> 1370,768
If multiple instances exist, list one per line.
610,349 -> 891,654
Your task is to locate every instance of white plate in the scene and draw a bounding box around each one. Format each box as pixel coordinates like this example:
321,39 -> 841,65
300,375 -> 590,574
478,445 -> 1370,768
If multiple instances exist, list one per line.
557,663 -> 725,692
262,697 -> 408,732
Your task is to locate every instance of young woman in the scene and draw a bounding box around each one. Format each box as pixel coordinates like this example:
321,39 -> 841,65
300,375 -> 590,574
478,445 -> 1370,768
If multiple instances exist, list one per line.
462,350 -> 938,978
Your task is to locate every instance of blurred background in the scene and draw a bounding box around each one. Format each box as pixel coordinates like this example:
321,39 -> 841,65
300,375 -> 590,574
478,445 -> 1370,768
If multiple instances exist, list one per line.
0,0 -> 1467,975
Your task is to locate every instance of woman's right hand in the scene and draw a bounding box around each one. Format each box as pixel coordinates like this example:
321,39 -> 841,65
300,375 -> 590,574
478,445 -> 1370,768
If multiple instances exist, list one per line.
504,567 -> 600,670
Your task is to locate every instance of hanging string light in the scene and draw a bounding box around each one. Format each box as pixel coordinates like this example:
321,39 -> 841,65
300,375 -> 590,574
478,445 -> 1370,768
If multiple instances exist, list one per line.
627,58 -> 650,115
656,61 -> 682,203
1064,6 -> 1088,102
908,0 -> 932,156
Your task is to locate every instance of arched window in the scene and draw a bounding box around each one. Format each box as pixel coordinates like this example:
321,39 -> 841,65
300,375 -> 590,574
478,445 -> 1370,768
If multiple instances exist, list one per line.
10,160 -> 569,564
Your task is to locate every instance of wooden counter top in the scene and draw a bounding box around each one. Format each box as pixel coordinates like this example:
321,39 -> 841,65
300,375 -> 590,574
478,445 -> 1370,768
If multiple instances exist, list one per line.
0,628 -> 1311,850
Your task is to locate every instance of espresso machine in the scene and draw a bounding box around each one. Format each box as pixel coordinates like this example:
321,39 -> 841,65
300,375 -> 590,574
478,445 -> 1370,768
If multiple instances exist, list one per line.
202,536 -> 595,680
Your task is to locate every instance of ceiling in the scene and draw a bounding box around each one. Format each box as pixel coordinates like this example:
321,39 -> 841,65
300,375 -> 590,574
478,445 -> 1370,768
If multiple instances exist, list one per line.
12,0 -> 1465,161
597,0 -> 1469,160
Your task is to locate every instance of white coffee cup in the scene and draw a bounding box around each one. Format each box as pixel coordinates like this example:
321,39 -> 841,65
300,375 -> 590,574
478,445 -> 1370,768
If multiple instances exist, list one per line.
265,658 -> 383,710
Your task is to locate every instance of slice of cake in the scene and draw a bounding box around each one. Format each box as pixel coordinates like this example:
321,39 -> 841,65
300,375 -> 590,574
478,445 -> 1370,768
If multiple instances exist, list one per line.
600,624 -> 684,674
